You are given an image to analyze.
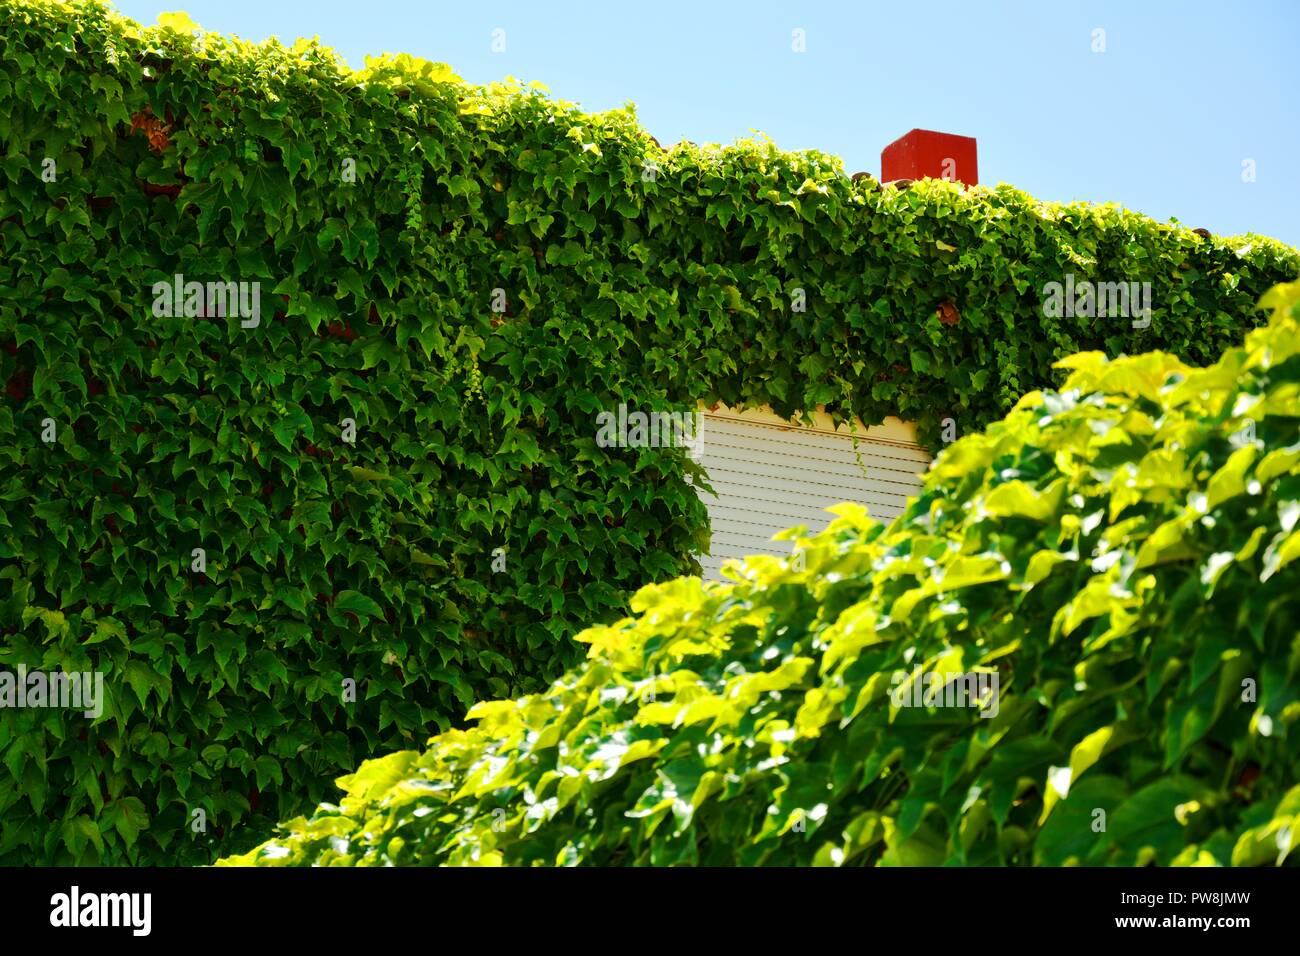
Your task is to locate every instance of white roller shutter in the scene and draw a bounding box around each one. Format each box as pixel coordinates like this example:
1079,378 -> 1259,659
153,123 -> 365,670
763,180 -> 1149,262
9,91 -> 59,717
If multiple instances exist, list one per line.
694,406 -> 930,579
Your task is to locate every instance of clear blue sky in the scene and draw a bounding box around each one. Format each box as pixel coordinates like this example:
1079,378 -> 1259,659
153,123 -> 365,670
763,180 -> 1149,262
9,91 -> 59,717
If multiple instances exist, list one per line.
109,0 -> 1299,247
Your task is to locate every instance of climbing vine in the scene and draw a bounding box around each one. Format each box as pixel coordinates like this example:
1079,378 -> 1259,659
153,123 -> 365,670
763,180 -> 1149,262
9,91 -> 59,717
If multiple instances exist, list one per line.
0,0 -> 1296,866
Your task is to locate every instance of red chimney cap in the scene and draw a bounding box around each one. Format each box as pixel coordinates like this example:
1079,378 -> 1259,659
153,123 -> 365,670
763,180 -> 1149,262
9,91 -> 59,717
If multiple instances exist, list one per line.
881,129 -> 978,186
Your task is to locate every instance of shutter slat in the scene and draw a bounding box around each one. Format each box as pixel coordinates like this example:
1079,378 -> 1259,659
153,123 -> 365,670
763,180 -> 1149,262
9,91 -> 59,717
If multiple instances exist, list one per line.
695,410 -> 930,579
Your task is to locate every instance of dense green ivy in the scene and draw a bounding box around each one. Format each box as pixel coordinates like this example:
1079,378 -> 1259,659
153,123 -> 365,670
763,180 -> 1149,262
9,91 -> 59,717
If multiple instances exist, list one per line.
225,282 -> 1300,867
1,0 -> 1297,865
1,2 -> 709,865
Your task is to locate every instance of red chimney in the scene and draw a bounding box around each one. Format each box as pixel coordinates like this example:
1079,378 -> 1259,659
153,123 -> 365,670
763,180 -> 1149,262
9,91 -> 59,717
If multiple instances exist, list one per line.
881,129 -> 978,186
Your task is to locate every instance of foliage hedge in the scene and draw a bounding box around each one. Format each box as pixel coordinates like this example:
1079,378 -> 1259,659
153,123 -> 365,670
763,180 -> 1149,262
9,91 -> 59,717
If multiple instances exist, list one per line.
225,282 -> 1300,866
2,0 -> 1297,865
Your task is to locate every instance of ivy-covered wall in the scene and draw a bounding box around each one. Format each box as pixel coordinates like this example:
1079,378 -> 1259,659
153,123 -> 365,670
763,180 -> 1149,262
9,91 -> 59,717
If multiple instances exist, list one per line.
223,280 -> 1300,869
0,0 -> 1296,864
